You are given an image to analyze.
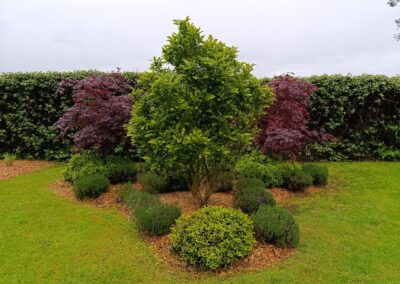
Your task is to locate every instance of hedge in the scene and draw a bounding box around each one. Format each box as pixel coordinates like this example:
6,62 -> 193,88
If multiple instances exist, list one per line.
306,75 -> 400,160
1,72 -> 399,161
0,71 -> 139,160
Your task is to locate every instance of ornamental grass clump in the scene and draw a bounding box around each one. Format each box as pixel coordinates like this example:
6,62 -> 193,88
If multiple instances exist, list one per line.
170,206 -> 255,270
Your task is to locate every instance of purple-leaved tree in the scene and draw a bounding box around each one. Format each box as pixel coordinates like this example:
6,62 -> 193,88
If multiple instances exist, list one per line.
55,73 -> 133,154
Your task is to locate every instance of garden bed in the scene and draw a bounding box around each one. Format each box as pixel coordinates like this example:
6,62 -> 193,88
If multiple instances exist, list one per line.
50,180 -> 329,275
0,160 -> 54,180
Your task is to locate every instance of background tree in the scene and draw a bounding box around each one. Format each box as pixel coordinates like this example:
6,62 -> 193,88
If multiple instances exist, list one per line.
388,0 -> 400,40
55,73 -> 132,154
254,74 -> 333,160
128,17 -> 273,206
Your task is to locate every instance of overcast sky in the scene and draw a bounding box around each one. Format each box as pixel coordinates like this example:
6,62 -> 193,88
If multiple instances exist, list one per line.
1,0 -> 399,77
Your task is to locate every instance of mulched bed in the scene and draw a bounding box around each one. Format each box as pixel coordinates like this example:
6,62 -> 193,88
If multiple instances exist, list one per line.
0,160 -> 54,180
50,180 -> 328,276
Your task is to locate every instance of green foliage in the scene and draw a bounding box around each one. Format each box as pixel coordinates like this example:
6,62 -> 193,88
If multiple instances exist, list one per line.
234,187 -> 276,214
236,177 -> 265,191
127,17 -> 273,206
251,205 -> 300,248
216,172 -> 234,192
235,155 -> 283,187
376,146 -> 400,161
3,153 -> 16,166
73,174 -> 110,200
302,164 -> 329,185
164,175 -> 189,192
170,206 -> 255,270
306,74 -> 400,160
122,186 -> 161,211
137,172 -> 167,194
105,156 -> 137,184
0,71 -> 139,160
135,203 -> 181,236
286,168 -> 313,192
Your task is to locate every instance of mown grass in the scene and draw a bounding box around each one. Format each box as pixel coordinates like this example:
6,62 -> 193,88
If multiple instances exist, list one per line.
0,162 -> 399,283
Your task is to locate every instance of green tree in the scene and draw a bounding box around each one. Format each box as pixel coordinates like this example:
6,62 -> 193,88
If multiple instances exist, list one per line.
127,17 -> 273,206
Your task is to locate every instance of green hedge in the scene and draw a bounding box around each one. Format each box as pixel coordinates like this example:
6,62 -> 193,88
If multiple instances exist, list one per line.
0,71 -> 139,160
1,72 -> 398,161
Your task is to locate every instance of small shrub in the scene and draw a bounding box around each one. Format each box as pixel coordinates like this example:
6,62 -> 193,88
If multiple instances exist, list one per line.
3,153 -> 16,166
235,159 -> 282,188
234,187 -> 276,214
73,174 -> 110,200
216,172 -> 234,192
122,187 -> 161,210
63,152 -> 105,182
135,203 -> 181,236
170,206 -> 255,270
236,178 -> 265,191
137,172 -> 167,194
302,164 -> 328,185
105,156 -> 137,184
286,169 -> 313,192
251,205 -> 300,248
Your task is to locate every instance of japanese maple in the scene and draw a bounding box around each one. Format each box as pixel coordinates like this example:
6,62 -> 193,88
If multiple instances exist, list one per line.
255,74 -> 333,160
55,73 -> 132,154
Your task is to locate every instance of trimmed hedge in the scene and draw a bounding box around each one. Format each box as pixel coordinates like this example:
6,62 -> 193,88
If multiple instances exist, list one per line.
0,71 -> 139,160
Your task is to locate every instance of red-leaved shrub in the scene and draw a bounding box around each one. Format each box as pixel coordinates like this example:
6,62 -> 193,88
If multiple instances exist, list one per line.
55,73 -> 132,154
255,74 -> 333,160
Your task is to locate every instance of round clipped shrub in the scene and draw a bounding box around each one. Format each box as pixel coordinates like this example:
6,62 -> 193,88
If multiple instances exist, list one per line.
235,160 -> 282,188
302,164 -> 328,185
251,205 -> 300,248
135,203 -> 181,236
137,172 -> 167,194
216,172 -> 234,192
287,169 -> 313,192
64,152 -> 105,182
234,187 -> 276,214
73,174 -> 110,200
170,206 -> 255,270
236,177 -> 265,191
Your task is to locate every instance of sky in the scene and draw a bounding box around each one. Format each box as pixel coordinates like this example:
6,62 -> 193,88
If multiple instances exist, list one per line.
0,0 -> 399,77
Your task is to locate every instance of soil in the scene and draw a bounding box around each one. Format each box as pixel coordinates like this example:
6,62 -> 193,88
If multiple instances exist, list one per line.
50,180 -> 326,276
0,160 -> 54,180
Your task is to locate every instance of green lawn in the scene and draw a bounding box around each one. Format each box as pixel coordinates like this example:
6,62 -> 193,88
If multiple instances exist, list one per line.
0,163 -> 399,283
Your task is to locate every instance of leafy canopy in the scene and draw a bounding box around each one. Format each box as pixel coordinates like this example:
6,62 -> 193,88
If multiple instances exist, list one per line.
128,17 -> 272,205
55,73 -> 132,154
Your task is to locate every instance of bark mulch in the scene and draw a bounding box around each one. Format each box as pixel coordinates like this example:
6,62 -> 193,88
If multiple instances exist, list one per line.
0,160 -> 54,180
51,181 -> 318,277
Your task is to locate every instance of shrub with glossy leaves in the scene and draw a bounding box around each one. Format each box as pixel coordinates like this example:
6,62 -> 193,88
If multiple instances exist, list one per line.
55,73 -> 133,154
302,164 -> 328,185
251,205 -> 300,248
234,187 -> 276,214
135,203 -> 181,236
73,174 -> 110,200
128,17 -> 273,206
255,74 -> 334,160
171,206 -> 255,270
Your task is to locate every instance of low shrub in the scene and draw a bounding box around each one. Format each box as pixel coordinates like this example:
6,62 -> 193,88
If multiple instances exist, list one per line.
63,152 -> 105,182
135,203 -> 181,236
164,175 -> 189,192
251,205 -> 300,248
235,158 -> 282,187
234,187 -> 276,214
216,172 -> 234,192
105,156 -> 137,184
302,164 -> 328,185
137,172 -> 167,194
73,174 -> 110,200
170,206 -> 255,270
236,178 -> 265,191
122,187 -> 161,210
286,169 -> 313,192
3,153 -> 16,166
